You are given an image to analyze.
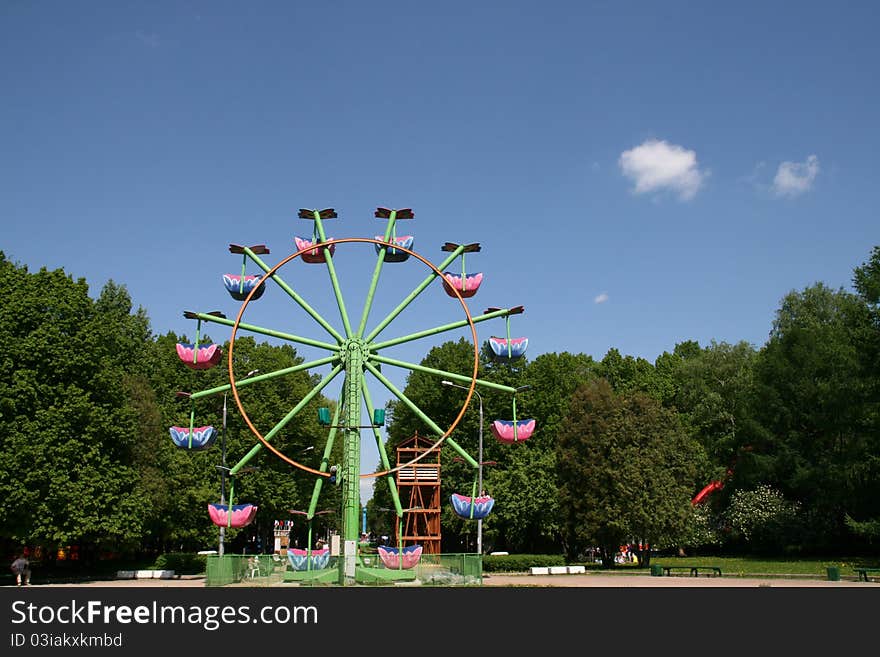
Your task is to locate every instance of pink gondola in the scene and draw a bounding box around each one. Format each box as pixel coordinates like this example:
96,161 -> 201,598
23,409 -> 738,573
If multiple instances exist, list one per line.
208,503 -> 258,528
295,236 -> 336,264
442,272 -> 483,298
490,419 -> 536,444
377,544 -> 423,570
175,342 -> 222,370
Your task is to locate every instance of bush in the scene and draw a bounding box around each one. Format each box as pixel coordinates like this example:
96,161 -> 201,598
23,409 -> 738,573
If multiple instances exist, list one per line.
151,553 -> 208,575
679,503 -> 724,551
482,554 -> 566,573
722,485 -> 803,554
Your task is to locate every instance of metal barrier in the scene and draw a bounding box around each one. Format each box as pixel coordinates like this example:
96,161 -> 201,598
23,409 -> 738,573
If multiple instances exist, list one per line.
205,552 -> 482,587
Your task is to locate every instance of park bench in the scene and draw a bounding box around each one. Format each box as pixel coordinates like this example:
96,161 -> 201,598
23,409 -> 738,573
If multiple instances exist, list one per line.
854,567 -> 880,582
661,565 -> 722,577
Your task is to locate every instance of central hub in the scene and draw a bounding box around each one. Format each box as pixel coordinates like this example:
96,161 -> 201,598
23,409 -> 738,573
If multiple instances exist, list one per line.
341,337 -> 367,361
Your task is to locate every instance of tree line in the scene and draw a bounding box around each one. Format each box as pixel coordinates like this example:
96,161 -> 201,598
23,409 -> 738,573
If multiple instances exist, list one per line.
1,246 -> 878,565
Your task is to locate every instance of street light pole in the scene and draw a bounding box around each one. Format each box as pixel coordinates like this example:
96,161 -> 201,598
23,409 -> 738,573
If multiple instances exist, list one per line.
219,390 -> 228,557
477,391 -> 483,556
442,380 -> 485,556
218,368 -> 259,557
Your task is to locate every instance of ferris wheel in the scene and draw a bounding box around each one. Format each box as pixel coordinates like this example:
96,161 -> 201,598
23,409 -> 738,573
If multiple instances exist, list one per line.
169,207 -> 534,585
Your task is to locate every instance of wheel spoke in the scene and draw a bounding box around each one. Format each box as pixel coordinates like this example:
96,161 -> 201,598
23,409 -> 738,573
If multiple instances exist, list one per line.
188,354 -> 339,400
243,245 -> 346,343
369,307 -> 515,351
364,244 -> 466,343
229,363 -> 343,475
355,211 -> 399,337
369,353 -> 518,395
309,213 -> 354,338
365,361 -> 479,468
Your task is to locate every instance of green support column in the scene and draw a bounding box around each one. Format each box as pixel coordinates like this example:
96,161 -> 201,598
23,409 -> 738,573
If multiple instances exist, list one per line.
340,338 -> 365,585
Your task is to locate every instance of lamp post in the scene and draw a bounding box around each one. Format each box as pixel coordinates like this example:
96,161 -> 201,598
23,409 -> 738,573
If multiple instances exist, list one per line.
218,368 -> 259,556
442,380 -> 485,556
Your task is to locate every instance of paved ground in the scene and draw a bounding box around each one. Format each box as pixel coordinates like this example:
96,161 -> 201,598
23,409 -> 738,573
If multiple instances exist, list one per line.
12,572 -> 876,588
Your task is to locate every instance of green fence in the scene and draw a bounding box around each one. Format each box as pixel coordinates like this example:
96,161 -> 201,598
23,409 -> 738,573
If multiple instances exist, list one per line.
205,554 -> 287,587
205,552 -> 482,587
408,552 -> 482,586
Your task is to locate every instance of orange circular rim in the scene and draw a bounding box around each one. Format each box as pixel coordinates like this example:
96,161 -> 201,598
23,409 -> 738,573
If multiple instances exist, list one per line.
226,236 -> 479,481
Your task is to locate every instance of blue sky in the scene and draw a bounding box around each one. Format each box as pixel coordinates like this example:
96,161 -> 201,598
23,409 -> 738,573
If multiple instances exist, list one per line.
3,2 -> 878,502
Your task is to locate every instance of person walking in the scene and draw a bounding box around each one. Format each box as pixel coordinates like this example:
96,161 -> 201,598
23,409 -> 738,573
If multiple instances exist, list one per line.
11,554 -> 30,586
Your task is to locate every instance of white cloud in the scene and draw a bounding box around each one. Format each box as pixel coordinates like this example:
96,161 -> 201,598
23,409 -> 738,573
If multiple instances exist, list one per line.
772,154 -> 819,198
594,292 -> 609,304
619,139 -> 706,201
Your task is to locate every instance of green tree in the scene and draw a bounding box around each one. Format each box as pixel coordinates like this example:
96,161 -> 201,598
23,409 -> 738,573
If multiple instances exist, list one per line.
0,257 -> 153,558
598,348 -> 664,399
849,246 -> 880,544
749,282 -> 876,551
853,245 -> 880,305
673,340 -> 758,481
556,378 -> 703,567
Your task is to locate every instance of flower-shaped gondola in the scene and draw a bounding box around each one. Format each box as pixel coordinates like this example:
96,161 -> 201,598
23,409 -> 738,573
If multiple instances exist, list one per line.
374,234 -> 414,263
169,425 -> 218,450
488,336 -> 528,362
208,503 -> 258,528
223,274 -> 266,301
377,544 -> 423,570
295,236 -> 336,264
451,493 -> 495,519
442,272 -> 483,298
175,342 -> 223,370
287,547 -> 331,571
490,419 -> 536,444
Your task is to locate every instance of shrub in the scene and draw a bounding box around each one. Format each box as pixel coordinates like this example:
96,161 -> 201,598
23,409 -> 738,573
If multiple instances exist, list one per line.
722,485 -> 802,554
679,503 -> 724,551
482,554 -> 565,572
152,552 -> 208,575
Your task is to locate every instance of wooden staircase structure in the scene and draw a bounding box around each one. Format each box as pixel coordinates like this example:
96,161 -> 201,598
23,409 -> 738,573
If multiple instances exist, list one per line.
396,432 -> 441,555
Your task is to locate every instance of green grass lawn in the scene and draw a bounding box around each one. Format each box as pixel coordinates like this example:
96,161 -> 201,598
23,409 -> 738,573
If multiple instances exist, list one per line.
641,555 -> 879,577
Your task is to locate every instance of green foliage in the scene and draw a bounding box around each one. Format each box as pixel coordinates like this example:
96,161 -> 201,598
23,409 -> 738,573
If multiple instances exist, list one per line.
598,348 -> 667,400
853,245 -> 880,305
673,340 -> 757,467
844,515 -> 880,545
